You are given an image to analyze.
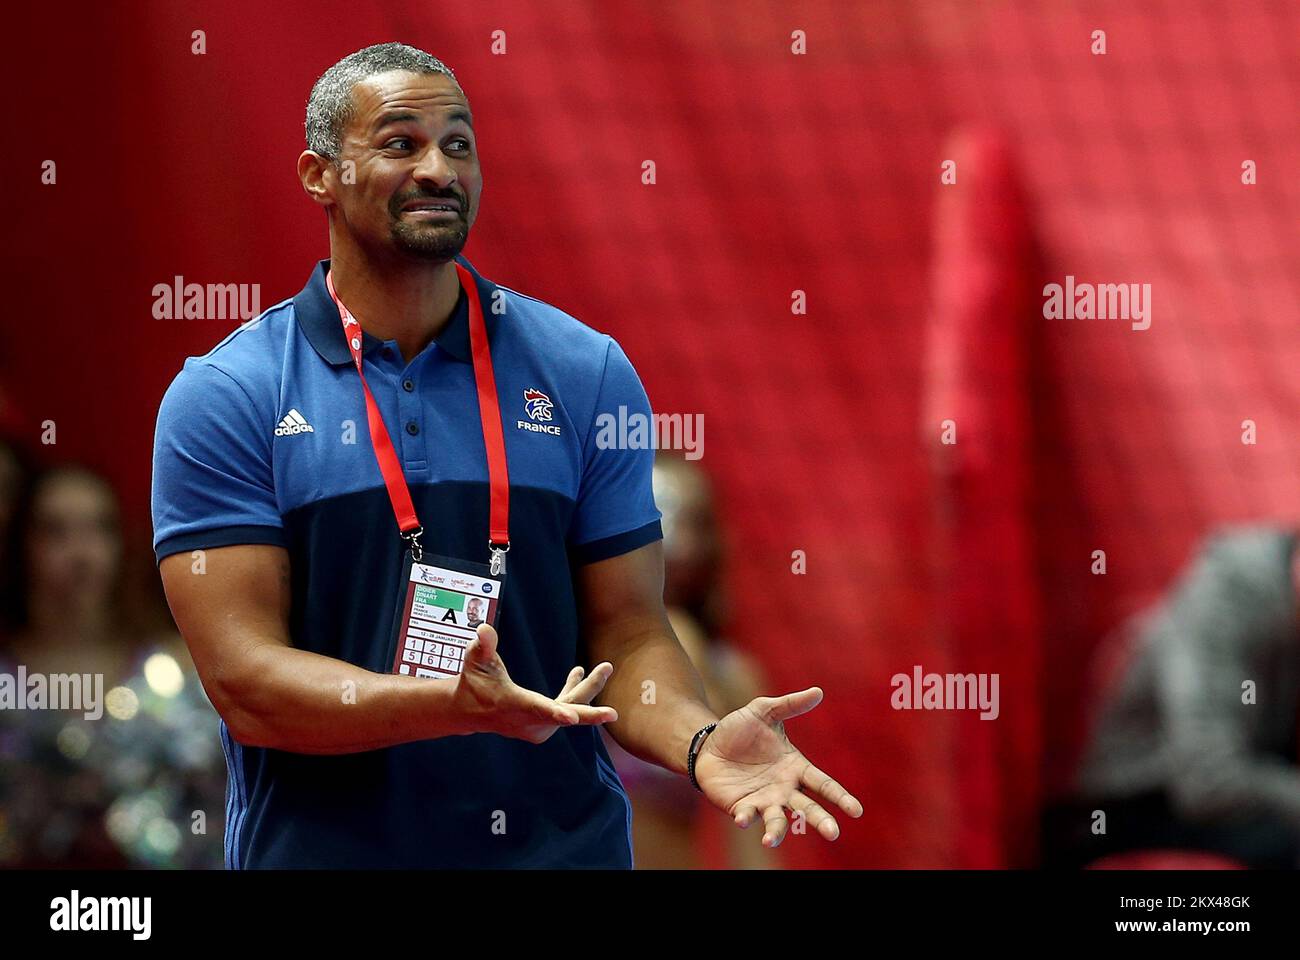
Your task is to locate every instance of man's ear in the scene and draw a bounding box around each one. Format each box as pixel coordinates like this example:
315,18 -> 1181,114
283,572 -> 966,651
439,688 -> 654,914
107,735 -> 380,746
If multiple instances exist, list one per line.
297,150 -> 337,208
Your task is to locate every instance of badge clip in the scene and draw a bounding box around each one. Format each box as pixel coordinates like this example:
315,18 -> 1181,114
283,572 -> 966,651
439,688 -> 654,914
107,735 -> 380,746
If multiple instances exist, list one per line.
489,540 -> 510,576
401,526 -> 425,563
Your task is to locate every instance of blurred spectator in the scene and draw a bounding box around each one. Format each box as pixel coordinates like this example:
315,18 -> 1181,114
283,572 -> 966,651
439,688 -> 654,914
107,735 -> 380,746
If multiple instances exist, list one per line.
0,465 -> 225,868
1046,526 -> 1300,869
601,453 -> 771,869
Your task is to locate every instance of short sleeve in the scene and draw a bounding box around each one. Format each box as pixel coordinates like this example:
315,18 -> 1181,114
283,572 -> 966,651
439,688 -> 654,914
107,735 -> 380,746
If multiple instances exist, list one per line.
567,338 -> 662,564
151,361 -> 286,563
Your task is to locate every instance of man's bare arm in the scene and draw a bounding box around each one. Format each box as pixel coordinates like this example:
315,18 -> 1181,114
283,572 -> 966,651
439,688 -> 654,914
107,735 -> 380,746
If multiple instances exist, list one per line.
578,540 -> 718,775
161,544 -> 613,754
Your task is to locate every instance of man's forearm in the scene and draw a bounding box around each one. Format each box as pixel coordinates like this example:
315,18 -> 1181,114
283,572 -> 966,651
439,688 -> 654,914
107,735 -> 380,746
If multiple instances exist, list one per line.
597,624 -> 720,776
214,643 -> 467,754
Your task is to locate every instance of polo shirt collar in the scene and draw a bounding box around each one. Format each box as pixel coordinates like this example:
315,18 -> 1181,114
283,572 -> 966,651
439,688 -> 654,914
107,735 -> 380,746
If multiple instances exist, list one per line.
293,253 -> 497,366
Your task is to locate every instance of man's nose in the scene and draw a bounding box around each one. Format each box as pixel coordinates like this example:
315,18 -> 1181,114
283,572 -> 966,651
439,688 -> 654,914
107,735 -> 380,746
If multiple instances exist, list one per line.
412,147 -> 457,187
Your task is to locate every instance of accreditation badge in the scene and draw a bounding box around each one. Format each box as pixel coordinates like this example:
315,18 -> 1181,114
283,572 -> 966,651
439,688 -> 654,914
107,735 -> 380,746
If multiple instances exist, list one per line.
387,553 -> 505,680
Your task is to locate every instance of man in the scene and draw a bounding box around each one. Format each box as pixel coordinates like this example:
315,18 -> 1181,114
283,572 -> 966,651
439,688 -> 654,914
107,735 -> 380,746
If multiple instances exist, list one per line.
152,42 -> 860,868
465,598 -> 484,630
1053,526 -> 1300,868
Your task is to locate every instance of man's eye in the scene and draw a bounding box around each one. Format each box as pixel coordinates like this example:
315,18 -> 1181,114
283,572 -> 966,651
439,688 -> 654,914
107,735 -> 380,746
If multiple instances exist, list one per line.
447,138 -> 471,153
384,138 -> 413,151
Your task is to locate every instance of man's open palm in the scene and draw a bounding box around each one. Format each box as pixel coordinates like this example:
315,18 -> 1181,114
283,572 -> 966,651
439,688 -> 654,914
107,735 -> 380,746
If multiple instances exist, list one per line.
694,687 -> 863,848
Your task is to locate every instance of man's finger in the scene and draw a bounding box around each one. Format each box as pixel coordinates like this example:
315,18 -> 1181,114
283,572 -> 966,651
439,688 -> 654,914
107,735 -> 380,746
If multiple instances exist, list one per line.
521,689 -> 578,726
752,687 -> 823,726
789,790 -> 839,841
565,703 -> 618,725
733,804 -> 759,829
558,662 -> 613,705
761,804 -> 789,848
800,763 -> 864,818
558,665 -> 585,698
466,623 -> 499,665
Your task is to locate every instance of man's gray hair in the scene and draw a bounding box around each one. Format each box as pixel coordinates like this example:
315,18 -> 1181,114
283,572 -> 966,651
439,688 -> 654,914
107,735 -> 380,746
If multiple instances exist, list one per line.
306,42 -> 460,159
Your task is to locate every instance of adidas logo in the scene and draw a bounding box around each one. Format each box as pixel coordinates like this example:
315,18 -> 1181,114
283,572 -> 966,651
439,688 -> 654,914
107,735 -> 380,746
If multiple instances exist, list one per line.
274,408 -> 315,437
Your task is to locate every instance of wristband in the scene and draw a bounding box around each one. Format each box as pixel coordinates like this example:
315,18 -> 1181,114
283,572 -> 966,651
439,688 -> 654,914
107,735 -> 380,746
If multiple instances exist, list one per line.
687,722 -> 718,792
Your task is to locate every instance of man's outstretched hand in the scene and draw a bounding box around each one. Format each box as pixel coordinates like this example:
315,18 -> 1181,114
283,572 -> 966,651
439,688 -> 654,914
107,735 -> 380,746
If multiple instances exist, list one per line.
693,687 -> 862,848
453,622 -> 617,744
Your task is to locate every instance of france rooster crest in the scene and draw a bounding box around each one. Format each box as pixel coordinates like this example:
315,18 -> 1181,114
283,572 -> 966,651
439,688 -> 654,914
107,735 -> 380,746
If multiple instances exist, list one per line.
523,388 -> 554,422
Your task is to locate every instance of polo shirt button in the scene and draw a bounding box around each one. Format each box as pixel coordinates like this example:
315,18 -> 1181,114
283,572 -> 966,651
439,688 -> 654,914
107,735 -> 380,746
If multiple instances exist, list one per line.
406,421 -> 420,436
403,379 -> 415,392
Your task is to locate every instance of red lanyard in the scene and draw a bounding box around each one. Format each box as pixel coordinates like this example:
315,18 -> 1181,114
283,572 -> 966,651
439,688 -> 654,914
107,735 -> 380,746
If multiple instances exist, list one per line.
325,264 -> 511,573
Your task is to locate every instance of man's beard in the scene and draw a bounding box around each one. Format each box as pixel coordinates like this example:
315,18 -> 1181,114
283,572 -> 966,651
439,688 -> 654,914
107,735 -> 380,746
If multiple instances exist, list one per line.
389,214 -> 469,261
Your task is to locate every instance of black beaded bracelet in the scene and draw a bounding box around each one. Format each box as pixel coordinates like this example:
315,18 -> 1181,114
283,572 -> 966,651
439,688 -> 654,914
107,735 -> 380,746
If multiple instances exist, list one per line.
687,722 -> 718,792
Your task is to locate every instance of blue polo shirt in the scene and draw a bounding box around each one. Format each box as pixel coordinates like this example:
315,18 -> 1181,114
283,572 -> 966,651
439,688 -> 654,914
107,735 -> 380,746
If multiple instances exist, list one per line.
151,254 -> 662,869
